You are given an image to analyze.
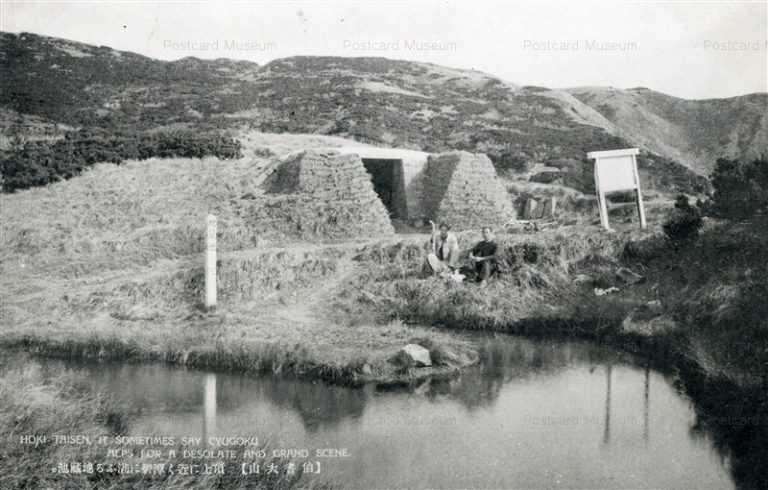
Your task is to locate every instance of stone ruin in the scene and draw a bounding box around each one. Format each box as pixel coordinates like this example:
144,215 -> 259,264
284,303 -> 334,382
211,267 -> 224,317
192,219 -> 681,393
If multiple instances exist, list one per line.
254,149 -> 394,239
333,147 -> 515,230
256,148 -> 515,235
333,146 -> 430,223
422,151 -> 516,230
522,196 -> 558,220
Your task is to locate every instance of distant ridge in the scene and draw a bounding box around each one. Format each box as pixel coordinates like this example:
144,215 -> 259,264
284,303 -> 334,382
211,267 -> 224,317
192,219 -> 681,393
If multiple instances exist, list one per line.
2,31 -> 766,194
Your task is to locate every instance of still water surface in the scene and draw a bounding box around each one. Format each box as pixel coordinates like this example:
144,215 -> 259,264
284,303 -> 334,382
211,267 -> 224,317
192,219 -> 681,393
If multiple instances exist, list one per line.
17,335 -> 734,489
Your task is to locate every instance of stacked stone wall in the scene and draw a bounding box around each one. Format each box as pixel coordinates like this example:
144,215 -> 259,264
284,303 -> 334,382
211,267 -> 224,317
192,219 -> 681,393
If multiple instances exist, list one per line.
253,150 -> 394,239
424,151 -> 515,230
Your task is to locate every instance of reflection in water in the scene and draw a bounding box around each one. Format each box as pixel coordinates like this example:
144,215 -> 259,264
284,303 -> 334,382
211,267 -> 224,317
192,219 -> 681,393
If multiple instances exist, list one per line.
644,365 -> 650,445
604,363 -> 612,445
256,379 -> 368,432
6,335 -> 736,489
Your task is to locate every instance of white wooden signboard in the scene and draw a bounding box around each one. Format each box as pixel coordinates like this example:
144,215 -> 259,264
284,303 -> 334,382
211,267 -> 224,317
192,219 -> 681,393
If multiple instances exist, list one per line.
587,148 -> 646,230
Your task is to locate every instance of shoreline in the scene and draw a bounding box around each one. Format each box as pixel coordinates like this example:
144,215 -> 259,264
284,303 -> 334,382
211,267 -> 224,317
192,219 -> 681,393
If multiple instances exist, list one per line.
0,226 -> 642,387
3,223 -> 767,487
0,224 -> 754,387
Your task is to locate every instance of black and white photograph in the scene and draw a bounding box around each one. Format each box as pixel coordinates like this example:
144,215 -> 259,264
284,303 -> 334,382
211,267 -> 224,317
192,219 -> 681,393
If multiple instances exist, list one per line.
0,1 -> 766,488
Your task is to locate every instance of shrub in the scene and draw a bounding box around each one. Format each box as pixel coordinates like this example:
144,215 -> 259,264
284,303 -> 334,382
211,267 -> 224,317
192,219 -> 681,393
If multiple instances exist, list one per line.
0,129 -> 242,192
492,152 -> 530,173
663,195 -> 703,242
710,156 -> 768,220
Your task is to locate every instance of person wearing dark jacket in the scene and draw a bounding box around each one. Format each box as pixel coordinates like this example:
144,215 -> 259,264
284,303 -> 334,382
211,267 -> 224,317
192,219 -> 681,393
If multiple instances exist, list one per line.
469,226 -> 498,283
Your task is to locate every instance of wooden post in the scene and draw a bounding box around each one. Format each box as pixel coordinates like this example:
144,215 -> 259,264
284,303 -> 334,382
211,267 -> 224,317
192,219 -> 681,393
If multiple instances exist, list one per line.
541,196 -> 557,218
598,191 -> 611,231
205,214 -> 217,309
631,153 -> 647,229
523,197 -> 537,220
594,166 -> 611,230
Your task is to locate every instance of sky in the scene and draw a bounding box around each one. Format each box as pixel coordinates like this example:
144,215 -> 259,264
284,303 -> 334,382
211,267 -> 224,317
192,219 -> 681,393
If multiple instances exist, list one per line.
2,0 -> 766,99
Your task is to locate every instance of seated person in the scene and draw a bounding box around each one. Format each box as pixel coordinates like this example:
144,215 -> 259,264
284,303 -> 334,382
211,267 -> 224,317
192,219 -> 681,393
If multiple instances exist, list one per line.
426,220 -> 460,273
469,226 -> 498,283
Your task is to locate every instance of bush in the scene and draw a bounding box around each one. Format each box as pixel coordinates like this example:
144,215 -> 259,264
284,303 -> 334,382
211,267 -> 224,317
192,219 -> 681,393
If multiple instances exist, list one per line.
663,195 -> 703,242
710,156 -> 768,220
0,129 -> 243,192
492,152 -> 530,173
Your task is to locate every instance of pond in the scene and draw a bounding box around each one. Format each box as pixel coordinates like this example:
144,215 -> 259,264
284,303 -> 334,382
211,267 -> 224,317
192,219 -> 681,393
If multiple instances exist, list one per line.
6,335 -> 734,489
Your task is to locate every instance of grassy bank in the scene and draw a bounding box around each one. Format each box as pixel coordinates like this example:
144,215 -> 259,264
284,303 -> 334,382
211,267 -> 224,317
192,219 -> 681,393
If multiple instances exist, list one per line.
0,354 -> 331,489
330,220 -> 768,489
2,215 -> 747,387
334,226 -> 645,333
4,221 -> 766,487
335,221 -> 766,382
0,234 -> 479,386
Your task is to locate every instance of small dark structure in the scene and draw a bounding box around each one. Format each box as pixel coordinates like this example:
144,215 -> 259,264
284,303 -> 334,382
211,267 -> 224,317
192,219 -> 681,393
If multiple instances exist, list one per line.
361,158 -> 408,219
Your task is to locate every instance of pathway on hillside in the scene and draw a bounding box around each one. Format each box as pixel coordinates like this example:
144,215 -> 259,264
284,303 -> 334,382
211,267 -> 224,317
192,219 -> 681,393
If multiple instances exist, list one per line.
234,255 -> 360,343
0,234 -> 423,321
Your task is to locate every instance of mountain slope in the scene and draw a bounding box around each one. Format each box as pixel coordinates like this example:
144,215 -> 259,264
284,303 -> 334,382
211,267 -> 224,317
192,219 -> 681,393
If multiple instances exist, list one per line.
0,31 -> 260,130
4,31 -> 764,195
568,87 -> 768,174
0,32 -> 626,159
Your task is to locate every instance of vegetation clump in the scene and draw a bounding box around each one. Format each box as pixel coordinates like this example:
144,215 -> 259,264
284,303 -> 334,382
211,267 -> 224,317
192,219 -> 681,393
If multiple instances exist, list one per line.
709,156 -> 768,220
662,195 -> 703,243
0,129 -> 242,192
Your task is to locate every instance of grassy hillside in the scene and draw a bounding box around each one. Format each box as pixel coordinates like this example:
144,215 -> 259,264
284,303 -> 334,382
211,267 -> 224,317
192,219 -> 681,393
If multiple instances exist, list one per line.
0,133 -> 381,277
1,31 -> 730,195
0,134 -> 482,386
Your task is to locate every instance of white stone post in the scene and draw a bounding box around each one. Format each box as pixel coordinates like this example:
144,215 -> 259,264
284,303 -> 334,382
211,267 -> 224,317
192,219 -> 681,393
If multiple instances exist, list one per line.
205,214 -> 217,309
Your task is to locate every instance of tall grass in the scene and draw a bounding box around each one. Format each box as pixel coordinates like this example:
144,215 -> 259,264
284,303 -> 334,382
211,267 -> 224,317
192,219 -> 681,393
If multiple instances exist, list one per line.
1,233 -> 478,387
0,156 -> 270,273
334,228 -> 646,339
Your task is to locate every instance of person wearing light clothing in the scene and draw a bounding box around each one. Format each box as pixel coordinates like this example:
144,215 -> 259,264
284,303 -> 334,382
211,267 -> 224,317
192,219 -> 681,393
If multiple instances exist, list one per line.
426,220 -> 460,273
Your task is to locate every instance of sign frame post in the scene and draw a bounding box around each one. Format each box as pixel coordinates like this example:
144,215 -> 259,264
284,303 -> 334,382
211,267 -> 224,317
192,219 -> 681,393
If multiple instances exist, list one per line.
587,148 -> 646,231
205,214 -> 217,309
631,152 -> 647,229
